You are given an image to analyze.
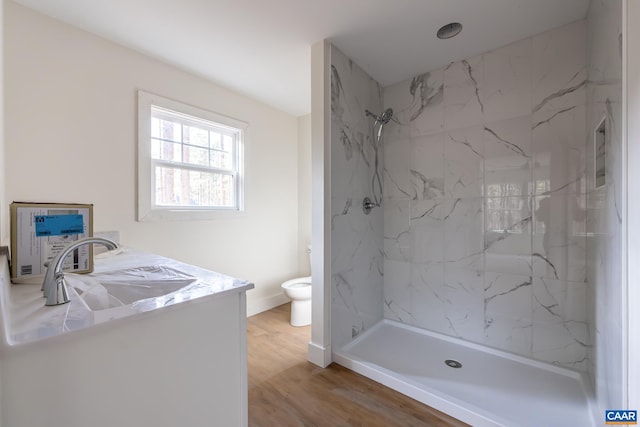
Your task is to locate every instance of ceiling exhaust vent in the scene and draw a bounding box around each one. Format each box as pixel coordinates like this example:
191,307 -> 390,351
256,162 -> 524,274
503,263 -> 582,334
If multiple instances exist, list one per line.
437,22 -> 463,39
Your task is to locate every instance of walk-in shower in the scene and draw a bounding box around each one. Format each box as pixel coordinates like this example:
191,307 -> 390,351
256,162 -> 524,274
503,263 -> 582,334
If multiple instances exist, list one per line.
344,87 -> 594,427
327,9 -> 617,423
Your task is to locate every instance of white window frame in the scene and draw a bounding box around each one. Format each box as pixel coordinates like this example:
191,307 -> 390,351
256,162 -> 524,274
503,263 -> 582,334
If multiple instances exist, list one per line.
137,90 -> 247,221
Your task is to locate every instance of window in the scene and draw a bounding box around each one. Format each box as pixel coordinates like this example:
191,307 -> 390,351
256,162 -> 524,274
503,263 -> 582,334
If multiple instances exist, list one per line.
138,91 -> 246,221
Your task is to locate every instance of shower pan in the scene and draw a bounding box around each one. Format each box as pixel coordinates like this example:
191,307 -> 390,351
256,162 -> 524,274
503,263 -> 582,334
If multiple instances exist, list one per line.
334,320 -> 596,427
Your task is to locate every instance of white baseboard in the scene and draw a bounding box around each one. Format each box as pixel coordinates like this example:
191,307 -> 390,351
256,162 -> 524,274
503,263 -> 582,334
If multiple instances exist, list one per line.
246,292 -> 289,317
307,341 -> 332,367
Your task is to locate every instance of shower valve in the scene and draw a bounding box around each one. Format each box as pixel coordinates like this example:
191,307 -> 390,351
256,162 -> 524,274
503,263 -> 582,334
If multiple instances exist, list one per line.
363,197 -> 377,214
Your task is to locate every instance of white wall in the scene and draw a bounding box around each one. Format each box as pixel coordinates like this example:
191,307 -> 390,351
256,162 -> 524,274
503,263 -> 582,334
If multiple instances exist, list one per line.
308,40 -> 332,368
297,114 -> 311,275
585,0 -> 624,412
0,0 -> 4,424
0,0 -> 5,245
624,0 -> 640,411
4,2 -> 299,315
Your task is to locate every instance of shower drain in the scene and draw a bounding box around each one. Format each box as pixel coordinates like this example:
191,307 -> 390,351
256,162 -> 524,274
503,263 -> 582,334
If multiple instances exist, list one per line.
445,359 -> 462,369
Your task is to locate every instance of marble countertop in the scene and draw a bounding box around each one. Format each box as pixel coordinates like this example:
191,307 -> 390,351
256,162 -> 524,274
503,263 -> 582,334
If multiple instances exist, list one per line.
0,248 -> 254,349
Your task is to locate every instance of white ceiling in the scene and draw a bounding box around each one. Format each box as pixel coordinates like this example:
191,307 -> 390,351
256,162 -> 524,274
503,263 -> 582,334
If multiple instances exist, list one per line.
11,0 -> 590,117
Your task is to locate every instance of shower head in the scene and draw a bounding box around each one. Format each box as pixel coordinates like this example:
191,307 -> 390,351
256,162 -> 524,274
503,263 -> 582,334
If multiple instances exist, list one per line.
365,108 -> 394,126
366,108 -> 394,142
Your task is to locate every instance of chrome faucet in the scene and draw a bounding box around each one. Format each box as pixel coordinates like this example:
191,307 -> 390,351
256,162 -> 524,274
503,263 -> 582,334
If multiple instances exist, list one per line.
42,237 -> 118,306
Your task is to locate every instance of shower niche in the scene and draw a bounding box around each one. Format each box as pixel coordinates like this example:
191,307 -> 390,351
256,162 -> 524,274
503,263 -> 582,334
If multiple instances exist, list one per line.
595,116 -> 607,189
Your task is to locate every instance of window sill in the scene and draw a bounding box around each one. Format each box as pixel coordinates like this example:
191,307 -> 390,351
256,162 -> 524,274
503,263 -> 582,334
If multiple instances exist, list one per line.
137,208 -> 246,222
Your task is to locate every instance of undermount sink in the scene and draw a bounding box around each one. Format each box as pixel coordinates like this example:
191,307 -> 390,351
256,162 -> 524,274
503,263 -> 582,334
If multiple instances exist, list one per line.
66,265 -> 198,312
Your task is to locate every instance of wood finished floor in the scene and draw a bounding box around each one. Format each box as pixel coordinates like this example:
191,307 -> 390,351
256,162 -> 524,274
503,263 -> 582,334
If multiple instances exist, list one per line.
247,304 -> 469,427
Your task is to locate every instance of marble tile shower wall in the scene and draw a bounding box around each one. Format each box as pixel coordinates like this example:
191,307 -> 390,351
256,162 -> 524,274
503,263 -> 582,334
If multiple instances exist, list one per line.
382,20 -> 589,370
585,0 -> 623,410
330,47 -> 385,350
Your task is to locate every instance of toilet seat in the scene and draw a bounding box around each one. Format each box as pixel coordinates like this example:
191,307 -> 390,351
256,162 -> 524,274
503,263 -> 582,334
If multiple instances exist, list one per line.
282,276 -> 311,290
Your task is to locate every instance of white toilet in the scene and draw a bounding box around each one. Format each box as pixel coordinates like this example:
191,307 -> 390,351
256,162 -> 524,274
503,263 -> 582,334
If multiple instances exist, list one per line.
281,246 -> 312,327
